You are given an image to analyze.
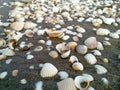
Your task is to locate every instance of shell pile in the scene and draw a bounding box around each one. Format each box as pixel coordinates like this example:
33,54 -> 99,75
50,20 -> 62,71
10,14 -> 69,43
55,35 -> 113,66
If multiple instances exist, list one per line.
0,0 -> 120,90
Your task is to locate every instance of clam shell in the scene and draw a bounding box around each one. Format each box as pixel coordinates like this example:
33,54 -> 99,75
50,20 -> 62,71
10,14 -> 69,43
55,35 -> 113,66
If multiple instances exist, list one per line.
61,50 -> 71,58
57,78 -> 77,90
97,42 -> 104,50
66,42 -> 77,50
24,29 -> 34,37
76,45 -> 88,54
92,18 -> 103,27
84,53 -> 97,64
69,55 -> 78,63
96,28 -> 110,36
40,63 -> 58,78
49,50 -> 58,58
94,65 -> 108,74
2,48 -> 15,56
72,62 -> 84,71
84,37 -> 98,49
10,22 -> 24,31
58,71 -> 69,80
24,22 -> 37,29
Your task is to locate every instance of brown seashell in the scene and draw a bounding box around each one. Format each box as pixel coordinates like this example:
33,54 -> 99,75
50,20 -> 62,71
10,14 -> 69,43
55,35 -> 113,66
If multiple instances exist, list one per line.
0,55 -> 7,60
8,39 -> 17,49
24,29 -> 34,37
66,42 -> 77,50
49,51 -> 58,58
10,22 -> 24,31
57,78 -> 77,90
12,70 -> 19,77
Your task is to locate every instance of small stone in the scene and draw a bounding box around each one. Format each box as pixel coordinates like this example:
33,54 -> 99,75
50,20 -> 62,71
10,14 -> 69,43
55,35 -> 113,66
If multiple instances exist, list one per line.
0,71 -> 8,79
49,51 -> 58,58
103,58 -> 109,63
29,65 -> 34,69
12,70 -> 19,77
27,54 -> 34,60
5,59 -> 12,64
46,40 -> 52,46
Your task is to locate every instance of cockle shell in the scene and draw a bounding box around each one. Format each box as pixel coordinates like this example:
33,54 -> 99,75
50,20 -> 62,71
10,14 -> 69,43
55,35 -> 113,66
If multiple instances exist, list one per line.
94,65 -> 108,74
84,53 -> 97,64
96,28 -> 110,36
10,22 -> 24,31
84,37 -> 98,49
0,71 -> 8,79
69,55 -> 78,63
58,71 -> 69,80
74,74 -> 94,90
24,22 -> 37,29
72,62 -> 84,71
66,42 -> 77,50
76,45 -> 88,54
0,38 -> 6,47
57,78 -> 77,90
40,63 -> 58,78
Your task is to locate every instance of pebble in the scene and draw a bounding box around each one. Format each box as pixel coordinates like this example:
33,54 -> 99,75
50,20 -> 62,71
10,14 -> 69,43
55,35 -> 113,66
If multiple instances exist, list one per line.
103,58 -> 109,63
20,78 -> 27,84
0,71 -> 8,79
26,54 -> 34,60
12,70 -> 19,77
5,59 -> 12,64
46,40 -> 52,46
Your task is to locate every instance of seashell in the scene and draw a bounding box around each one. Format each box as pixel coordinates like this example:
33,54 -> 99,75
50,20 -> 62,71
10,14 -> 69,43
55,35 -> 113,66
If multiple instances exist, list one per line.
69,55 -> 78,63
0,54 -> 7,60
61,50 -> 71,58
109,33 -> 119,39
17,0 -> 33,3
2,48 -> 15,56
49,50 -> 58,58
26,54 -> 34,60
37,40 -> 45,44
72,36 -> 80,42
66,42 -> 77,50
84,37 -> 98,49
92,18 -> 103,27
34,46 -> 43,52
97,42 -> 104,50
103,41 -> 111,46
116,29 -> 120,35
62,35 -> 70,41
24,22 -> 37,29
20,78 -> 27,84
35,81 -> 43,90
96,28 -> 110,36
40,63 -> 58,78
12,70 -> 19,77
55,24 -> 61,29
76,45 -> 88,54
0,38 -> 6,47
8,39 -> 16,49
37,30 -> 46,36
102,58 -> 109,63
101,77 -> 109,85
94,65 -> 108,74
72,62 -> 84,71
57,78 -> 77,90
10,22 -> 24,31
88,86 -> 95,90
74,74 -> 94,90
46,30 -> 64,38
58,71 -> 69,80
103,18 -> 115,25
5,59 -> 12,64
84,53 -> 97,65
29,65 -> 34,69
62,12 -> 70,19
24,29 -> 34,37
0,71 -> 8,79
91,50 -> 102,56
45,40 -> 52,46
75,26 -> 86,33
53,6 -> 59,13
77,33 -> 83,38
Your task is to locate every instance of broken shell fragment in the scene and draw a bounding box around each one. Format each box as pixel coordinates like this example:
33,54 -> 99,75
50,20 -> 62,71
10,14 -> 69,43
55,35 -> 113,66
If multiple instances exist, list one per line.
0,54 -> 7,60
40,63 -> 58,78
84,37 -> 98,49
24,22 -> 37,29
0,38 -> 6,47
10,22 -> 24,31
0,71 -> 8,79
94,65 -> 108,74
8,39 -> 16,49
72,62 -> 84,71
61,50 -> 71,58
69,55 -> 78,63
12,69 -> 19,77
84,53 -> 97,65
76,45 -> 88,54
2,48 -> 15,56
58,71 -> 69,80
57,78 -> 77,90
20,78 -> 27,84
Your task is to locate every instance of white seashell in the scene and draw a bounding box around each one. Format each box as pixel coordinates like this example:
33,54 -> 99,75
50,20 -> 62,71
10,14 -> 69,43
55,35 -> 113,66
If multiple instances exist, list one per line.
35,81 -> 43,90
0,71 -> 8,79
62,35 -> 70,41
92,18 -> 103,27
24,29 -> 34,37
103,41 -> 111,46
40,63 -> 58,78
76,26 -> 86,33
45,40 -> 52,46
49,51 -> 58,58
0,54 -> 7,60
88,86 -> 95,90
26,54 -> 34,60
77,17 -> 85,22
96,28 -> 110,36
57,78 -> 77,90
61,50 -> 71,58
53,6 -> 59,13
66,42 -> 77,50
69,55 -> 78,63
91,50 -> 102,56
10,22 -> 24,31
2,48 -> 15,56
77,33 -> 83,38
0,38 -> 6,47
37,30 -> 46,36
72,36 -> 80,42
72,62 -> 84,71
37,40 -> 45,44
24,22 -> 37,29
103,18 -> 115,25
97,42 -> 104,50
104,37 -> 110,41
55,24 -> 61,29
20,78 -> 27,84
58,71 -> 69,80
109,33 -> 119,39
84,53 -> 97,65
116,29 -> 120,35
101,77 -> 109,85
84,37 -> 98,49
5,59 -> 12,64
76,45 -> 88,54
62,12 -> 70,19
34,46 -> 43,52
94,65 -> 108,74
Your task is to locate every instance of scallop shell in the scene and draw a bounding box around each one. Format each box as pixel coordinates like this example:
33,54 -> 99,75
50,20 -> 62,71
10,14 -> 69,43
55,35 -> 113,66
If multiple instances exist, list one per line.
57,78 -> 77,90
69,55 -> 78,63
76,45 -> 88,54
10,22 -> 24,31
40,63 -> 58,78
94,65 -> 108,74
66,42 -> 77,50
96,28 -> 110,36
84,53 -> 97,64
58,71 -> 69,80
24,22 -> 37,29
84,37 -> 98,49
72,62 -> 84,71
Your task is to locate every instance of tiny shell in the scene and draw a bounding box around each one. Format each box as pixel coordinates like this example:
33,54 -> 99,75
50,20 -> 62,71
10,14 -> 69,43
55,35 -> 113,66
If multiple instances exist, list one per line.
2,48 -> 15,56
61,50 -> 71,58
91,50 -> 102,56
0,71 -> 8,79
45,40 -> 52,46
62,35 -> 70,41
103,18 -> 115,25
72,62 -> 84,71
84,37 -> 98,49
102,58 -> 109,63
40,63 -> 58,78
66,42 -> 77,50
76,45 -> 88,54
0,38 -> 6,47
96,28 -> 110,35
0,54 -> 7,60
72,36 -> 80,42
35,81 -> 43,90
84,53 -> 97,64
34,46 -> 43,52
101,77 -> 109,85
24,22 -> 37,29
103,41 -> 111,46
92,18 -> 103,27
24,29 -> 34,37
12,70 -> 19,77
49,51 -> 58,58
75,26 -> 86,33
97,42 -> 104,50
109,33 -> 119,39
10,22 -> 24,31
94,65 -> 108,74
5,59 -> 12,64
20,78 -> 27,84
69,55 -> 78,63
27,54 -> 34,60
57,78 -> 77,90
58,71 -> 69,80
